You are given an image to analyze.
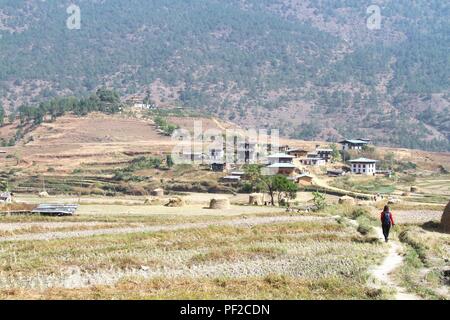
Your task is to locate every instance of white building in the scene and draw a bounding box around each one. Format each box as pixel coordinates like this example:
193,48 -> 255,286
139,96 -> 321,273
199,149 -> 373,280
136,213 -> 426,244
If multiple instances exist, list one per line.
0,192 -> 12,203
300,158 -> 326,166
267,153 -> 295,165
349,158 -> 377,175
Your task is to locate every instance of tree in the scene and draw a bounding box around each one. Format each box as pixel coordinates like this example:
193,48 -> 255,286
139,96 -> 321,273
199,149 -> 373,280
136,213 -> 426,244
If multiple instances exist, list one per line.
312,191 -> 326,210
261,175 -> 298,206
0,104 -> 4,126
243,164 -> 264,192
274,176 -> 299,205
166,155 -> 174,168
330,143 -> 341,162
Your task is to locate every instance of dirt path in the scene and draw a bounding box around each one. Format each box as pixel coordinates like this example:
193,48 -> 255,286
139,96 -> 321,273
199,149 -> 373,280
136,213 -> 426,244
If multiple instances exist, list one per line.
370,227 -> 421,300
0,215 -> 325,242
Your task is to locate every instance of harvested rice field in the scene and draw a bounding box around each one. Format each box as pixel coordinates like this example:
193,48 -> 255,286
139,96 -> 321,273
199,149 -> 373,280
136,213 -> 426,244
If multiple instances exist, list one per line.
0,211 -> 388,300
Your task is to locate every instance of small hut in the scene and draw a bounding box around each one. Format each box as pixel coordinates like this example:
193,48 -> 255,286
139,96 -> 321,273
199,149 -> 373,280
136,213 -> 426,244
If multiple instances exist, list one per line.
209,198 -> 230,210
249,193 -> 264,206
0,192 -> 12,203
339,196 -> 355,205
39,191 -> 49,198
441,201 -> 450,233
151,188 -> 164,197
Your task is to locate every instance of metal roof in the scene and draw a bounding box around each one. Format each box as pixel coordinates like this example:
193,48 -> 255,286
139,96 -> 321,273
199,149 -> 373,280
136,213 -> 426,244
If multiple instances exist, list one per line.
267,163 -> 297,168
339,139 -> 369,145
349,158 -> 378,163
267,153 -> 295,159
32,204 -> 79,216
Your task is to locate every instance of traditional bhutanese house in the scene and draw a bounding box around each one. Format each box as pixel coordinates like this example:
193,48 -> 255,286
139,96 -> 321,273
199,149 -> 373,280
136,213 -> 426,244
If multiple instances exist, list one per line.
339,139 -> 369,151
266,163 -> 297,176
291,173 -> 314,186
267,153 -> 295,165
316,148 -> 333,162
286,148 -> 309,158
349,158 -> 377,175
0,192 -> 12,203
300,157 -> 326,166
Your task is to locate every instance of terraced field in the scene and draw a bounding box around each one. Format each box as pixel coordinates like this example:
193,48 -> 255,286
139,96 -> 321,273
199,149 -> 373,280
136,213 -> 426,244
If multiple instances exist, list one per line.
0,211 -> 388,300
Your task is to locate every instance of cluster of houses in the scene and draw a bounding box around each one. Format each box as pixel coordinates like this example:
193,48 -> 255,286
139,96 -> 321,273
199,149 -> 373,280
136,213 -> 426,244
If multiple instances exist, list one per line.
177,137 -> 381,182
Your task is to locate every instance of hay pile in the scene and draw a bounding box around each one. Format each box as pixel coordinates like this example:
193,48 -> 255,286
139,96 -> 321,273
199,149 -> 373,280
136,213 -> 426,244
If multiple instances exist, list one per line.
249,193 -> 264,206
151,188 -> 164,197
144,197 -> 161,206
339,196 -> 355,205
39,191 -> 49,198
209,198 -> 230,210
441,200 -> 450,233
165,197 -> 185,207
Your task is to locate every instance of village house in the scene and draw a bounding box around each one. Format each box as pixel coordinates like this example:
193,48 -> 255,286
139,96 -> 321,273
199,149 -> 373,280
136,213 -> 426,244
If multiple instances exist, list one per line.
266,163 -> 298,176
0,192 -> 12,204
339,139 -> 369,151
316,148 -> 333,162
267,153 -> 295,165
291,173 -> 314,186
349,158 -> 377,175
264,153 -> 298,176
286,148 -> 309,158
300,158 -> 326,166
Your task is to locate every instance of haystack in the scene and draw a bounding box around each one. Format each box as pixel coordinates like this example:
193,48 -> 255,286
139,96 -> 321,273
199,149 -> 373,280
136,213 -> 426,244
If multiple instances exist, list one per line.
38,191 -> 49,198
249,193 -> 264,206
144,197 -> 161,206
151,188 -> 164,197
209,198 -> 230,210
165,197 -> 185,207
410,186 -> 420,193
441,200 -> 450,233
388,197 -> 401,205
339,196 -> 355,205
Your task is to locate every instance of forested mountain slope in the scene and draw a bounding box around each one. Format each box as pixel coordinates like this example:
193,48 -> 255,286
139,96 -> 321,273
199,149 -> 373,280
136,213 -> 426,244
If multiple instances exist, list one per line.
0,0 -> 449,150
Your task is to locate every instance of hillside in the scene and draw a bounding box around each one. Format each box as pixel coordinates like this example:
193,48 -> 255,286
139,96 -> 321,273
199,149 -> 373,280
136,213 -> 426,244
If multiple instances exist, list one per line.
0,0 -> 449,151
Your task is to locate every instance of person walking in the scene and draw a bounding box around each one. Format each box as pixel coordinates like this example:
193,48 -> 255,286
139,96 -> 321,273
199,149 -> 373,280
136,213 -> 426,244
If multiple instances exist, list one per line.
380,205 -> 395,242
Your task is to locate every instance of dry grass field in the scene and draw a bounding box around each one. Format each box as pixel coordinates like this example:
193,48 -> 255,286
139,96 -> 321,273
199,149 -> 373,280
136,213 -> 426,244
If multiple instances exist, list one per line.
0,209 -> 389,300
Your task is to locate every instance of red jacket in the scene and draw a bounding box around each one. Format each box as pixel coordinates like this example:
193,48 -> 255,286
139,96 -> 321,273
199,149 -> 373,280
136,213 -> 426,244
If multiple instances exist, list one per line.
380,211 -> 395,225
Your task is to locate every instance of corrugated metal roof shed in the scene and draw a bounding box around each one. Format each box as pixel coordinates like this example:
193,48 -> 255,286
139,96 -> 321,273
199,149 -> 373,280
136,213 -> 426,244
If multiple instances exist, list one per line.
32,204 -> 79,216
